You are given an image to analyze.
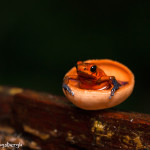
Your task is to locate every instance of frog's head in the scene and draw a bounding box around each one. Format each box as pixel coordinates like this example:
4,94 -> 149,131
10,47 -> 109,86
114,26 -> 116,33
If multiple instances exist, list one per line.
75,61 -> 98,79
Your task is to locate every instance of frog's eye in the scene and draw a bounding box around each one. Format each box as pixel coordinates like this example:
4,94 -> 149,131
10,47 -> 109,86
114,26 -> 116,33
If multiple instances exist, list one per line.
90,65 -> 97,72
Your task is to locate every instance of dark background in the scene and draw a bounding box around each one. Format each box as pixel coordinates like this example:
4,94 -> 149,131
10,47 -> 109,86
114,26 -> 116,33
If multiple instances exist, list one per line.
0,1 -> 150,113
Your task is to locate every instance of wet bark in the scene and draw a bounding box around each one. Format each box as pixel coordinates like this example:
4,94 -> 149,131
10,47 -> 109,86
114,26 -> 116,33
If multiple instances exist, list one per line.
0,86 -> 149,150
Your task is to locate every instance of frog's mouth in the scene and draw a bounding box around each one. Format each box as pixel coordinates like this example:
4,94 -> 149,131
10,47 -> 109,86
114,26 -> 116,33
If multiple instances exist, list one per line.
77,71 -> 96,80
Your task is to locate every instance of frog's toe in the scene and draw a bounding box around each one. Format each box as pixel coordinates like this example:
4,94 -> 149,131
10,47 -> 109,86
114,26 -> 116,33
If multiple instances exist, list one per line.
111,88 -> 115,96
62,84 -> 74,96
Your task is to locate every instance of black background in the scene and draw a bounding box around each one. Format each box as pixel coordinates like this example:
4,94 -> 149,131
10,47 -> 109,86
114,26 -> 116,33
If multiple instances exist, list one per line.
0,1 -> 150,113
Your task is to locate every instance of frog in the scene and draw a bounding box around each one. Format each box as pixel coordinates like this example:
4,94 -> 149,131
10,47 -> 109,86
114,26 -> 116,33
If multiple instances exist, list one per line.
62,61 -> 123,99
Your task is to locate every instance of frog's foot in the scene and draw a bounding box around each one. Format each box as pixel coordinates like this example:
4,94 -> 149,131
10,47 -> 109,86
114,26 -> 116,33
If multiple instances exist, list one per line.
118,81 -> 128,85
109,79 -> 121,99
62,84 -> 74,96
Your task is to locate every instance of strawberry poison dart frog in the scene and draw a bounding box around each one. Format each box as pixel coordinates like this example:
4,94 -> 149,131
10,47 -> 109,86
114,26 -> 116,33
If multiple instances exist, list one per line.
63,61 -> 126,99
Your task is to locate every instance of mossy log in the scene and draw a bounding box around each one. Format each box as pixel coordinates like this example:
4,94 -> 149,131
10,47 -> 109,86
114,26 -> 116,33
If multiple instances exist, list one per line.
0,86 -> 149,150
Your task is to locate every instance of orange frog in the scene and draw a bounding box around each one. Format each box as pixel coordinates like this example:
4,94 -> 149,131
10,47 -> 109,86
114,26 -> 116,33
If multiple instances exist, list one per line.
63,61 -> 127,99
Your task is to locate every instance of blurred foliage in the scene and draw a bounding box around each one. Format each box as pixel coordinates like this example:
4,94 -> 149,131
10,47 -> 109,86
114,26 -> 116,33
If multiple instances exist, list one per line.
0,0 -> 150,113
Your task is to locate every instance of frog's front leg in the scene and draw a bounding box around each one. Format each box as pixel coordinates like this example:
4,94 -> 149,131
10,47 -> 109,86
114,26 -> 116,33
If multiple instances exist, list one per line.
62,83 -> 74,96
62,76 -> 76,96
109,77 -> 121,99
96,76 -> 121,99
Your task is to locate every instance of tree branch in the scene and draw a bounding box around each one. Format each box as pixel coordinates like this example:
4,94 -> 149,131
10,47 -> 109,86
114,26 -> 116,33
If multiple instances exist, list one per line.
0,86 -> 149,150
